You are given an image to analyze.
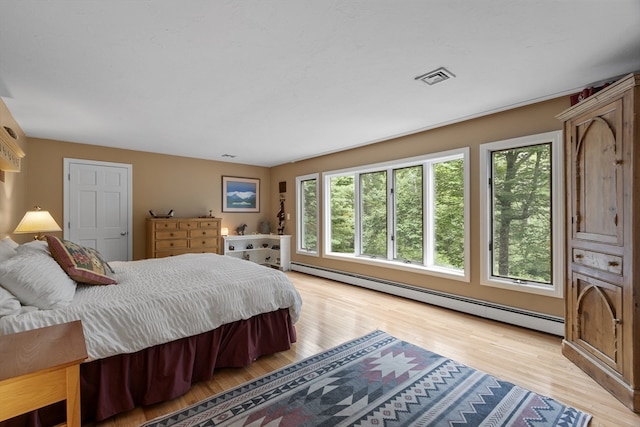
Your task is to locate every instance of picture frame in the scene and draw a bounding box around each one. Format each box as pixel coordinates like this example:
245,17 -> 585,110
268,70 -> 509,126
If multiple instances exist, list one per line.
222,176 -> 260,212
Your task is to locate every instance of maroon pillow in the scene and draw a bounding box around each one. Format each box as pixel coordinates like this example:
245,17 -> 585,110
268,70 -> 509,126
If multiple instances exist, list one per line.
46,236 -> 116,285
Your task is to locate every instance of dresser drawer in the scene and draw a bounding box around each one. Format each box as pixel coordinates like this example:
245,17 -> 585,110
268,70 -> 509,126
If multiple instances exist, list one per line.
155,230 -> 188,240
154,221 -> 178,230
199,220 -> 219,229
156,239 -> 188,250
189,229 -> 219,238
573,249 -> 622,275
178,221 -> 200,230
190,238 -> 219,249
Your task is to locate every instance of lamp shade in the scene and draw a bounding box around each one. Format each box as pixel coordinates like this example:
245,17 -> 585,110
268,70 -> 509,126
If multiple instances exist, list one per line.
221,227 -> 229,236
14,207 -> 62,239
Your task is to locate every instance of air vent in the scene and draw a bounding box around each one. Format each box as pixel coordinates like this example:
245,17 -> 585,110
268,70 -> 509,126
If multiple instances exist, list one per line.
415,67 -> 455,85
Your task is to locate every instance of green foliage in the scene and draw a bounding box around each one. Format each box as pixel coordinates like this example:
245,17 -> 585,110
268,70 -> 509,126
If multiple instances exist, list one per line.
301,179 -> 318,251
361,171 -> 387,257
394,166 -> 423,263
330,175 -> 355,253
434,159 -> 464,269
327,159 -> 466,271
492,143 -> 551,283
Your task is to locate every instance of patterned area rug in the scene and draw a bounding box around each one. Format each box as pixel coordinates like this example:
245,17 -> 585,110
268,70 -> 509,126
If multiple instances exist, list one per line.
142,330 -> 591,427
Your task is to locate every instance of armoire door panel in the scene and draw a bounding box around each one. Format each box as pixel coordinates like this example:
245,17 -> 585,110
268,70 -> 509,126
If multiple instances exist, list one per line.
573,273 -> 623,372
572,100 -> 623,245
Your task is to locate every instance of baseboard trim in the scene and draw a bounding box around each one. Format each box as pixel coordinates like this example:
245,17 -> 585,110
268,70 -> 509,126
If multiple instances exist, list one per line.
291,262 -> 564,336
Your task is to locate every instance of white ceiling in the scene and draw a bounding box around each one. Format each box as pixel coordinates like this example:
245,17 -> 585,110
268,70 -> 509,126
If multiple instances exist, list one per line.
1,1 -> 639,167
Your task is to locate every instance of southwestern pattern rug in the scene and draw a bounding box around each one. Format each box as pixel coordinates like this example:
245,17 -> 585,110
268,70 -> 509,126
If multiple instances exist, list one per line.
142,330 -> 591,427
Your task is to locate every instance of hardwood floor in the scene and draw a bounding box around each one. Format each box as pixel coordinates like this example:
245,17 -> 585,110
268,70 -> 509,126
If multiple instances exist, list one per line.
93,272 -> 640,427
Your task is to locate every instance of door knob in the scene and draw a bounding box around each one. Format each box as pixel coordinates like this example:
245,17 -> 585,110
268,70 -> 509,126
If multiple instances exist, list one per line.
120,231 -> 128,236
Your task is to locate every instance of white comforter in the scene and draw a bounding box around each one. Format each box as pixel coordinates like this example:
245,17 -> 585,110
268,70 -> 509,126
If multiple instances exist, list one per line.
0,253 -> 302,360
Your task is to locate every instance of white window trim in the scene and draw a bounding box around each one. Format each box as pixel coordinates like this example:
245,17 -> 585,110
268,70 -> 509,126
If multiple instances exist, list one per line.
479,131 -> 564,298
322,148 -> 470,282
295,173 -> 319,256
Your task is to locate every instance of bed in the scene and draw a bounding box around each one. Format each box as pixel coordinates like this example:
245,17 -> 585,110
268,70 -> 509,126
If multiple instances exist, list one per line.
0,237 -> 302,426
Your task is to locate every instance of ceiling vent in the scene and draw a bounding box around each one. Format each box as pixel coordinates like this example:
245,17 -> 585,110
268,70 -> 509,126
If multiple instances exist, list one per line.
415,67 -> 455,85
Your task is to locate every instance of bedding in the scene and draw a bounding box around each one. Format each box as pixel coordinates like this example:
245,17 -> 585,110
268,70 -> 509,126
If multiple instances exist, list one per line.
0,250 -> 302,361
0,241 -> 76,310
0,238 -> 302,425
0,238 -> 17,261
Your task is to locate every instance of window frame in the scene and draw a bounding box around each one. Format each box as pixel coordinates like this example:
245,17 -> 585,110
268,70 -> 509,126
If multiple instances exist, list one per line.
479,131 -> 564,298
295,173 -> 320,256
322,148 -> 470,282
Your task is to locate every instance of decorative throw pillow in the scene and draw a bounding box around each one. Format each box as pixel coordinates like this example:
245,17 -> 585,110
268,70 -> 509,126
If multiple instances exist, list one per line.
0,249 -> 76,309
46,236 -> 116,285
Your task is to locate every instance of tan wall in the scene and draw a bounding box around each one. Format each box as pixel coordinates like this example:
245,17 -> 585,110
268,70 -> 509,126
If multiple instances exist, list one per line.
25,139 -> 272,260
6,95 -> 570,316
272,96 -> 571,317
0,99 -> 28,241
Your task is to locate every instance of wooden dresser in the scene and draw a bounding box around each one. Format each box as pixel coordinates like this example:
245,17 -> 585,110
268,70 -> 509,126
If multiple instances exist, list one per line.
146,217 -> 222,258
557,73 -> 639,412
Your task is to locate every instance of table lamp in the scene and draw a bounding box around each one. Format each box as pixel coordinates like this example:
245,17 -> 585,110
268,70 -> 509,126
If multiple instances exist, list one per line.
14,206 -> 62,240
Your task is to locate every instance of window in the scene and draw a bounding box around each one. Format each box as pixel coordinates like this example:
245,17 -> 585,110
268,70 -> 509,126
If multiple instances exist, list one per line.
361,171 -> 387,258
323,148 -> 469,281
296,174 -> 319,255
479,131 -> 563,297
329,175 -> 354,253
394,166 -> 423,263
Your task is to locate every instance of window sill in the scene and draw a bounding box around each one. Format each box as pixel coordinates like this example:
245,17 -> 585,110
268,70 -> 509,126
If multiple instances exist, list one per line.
296,249 -> 319,257
480,277 -> 562,298
324,253 -> 469,282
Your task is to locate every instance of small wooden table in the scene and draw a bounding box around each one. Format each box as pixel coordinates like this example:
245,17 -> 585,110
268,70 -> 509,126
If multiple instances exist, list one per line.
0,321 -> 88,426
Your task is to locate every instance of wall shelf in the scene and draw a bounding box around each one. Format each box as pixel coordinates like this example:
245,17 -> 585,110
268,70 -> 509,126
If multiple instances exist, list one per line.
223,234 -> 291,271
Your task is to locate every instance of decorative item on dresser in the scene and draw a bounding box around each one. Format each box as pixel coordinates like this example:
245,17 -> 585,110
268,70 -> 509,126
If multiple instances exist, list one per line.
556,72 -> 639,413
146,217 -> 222,258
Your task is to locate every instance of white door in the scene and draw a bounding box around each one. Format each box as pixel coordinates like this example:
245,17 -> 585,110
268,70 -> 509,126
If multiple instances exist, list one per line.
64,159 -> 132,261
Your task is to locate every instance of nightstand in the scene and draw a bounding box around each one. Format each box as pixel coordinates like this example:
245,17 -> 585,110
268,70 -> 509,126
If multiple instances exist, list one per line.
0,321 -> 88,426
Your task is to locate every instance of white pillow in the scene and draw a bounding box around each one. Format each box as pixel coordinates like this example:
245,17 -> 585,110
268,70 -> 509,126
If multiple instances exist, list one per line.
0,249 -> 76,309
1,237 -> 19,249
16,239 -> 50,255
0,286 -> 21,316
0,240 -> 17,262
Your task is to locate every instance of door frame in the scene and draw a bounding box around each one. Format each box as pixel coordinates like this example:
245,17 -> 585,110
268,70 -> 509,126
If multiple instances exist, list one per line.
63,158 -> 133,260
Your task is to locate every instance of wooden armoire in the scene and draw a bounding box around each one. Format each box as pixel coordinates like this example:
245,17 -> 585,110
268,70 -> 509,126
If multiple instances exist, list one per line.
557,73 -> 639,412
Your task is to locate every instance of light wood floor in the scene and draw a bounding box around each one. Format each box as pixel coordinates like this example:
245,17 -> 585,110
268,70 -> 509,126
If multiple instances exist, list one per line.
93,272 -> 640,427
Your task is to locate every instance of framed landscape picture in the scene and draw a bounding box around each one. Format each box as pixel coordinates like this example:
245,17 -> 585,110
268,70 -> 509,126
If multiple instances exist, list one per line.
222,176 -> 260,212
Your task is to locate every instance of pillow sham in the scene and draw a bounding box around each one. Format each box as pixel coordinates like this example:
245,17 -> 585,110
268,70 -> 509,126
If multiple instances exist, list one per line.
46,236 -> 116,285
0,249 -> 76,309
0,286 -> 21,316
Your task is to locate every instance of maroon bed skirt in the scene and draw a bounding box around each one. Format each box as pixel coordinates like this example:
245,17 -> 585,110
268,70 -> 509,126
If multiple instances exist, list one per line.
2,308 -> 296,427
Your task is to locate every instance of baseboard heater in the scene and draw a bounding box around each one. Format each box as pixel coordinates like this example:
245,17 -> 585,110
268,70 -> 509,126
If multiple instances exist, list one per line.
291,262 -> 564,336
